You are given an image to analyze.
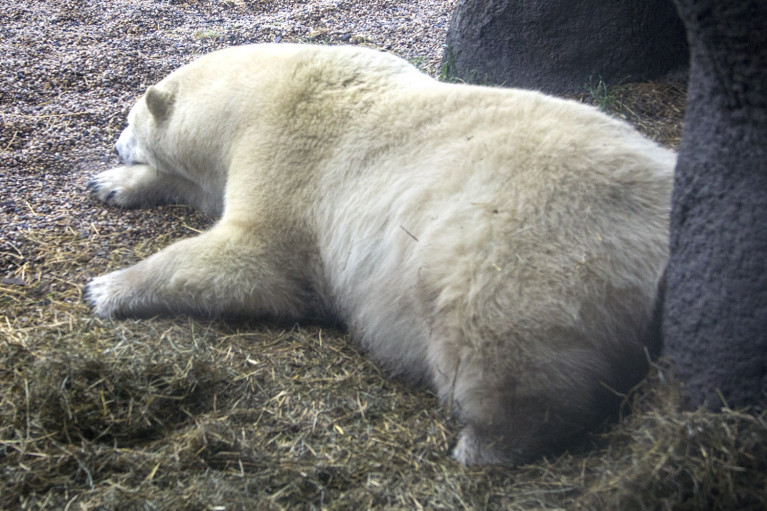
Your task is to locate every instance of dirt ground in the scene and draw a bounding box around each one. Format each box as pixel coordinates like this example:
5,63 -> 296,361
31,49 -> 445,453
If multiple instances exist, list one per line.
2,1 -> 766,510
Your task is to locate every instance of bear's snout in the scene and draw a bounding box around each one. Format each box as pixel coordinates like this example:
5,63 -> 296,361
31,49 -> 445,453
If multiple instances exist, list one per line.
114,125 -> 143,166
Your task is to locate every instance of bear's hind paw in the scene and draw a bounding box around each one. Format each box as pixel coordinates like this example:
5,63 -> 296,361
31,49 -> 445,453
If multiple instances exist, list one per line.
452,425 -> 516,467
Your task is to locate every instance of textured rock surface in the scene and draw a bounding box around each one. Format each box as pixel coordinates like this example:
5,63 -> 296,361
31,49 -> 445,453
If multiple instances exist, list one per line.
662,0 -> 767,410
444,0 -> 688,93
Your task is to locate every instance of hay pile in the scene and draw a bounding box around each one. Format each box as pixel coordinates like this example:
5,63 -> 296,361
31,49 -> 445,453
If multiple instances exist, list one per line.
2,0 -> 765,509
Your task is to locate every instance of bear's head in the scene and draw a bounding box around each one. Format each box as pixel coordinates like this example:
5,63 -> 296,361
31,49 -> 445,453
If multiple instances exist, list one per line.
115,83 -> 177,167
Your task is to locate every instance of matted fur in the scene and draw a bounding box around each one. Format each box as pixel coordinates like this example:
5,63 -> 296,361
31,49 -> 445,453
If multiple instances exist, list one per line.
86,44 -> 674,465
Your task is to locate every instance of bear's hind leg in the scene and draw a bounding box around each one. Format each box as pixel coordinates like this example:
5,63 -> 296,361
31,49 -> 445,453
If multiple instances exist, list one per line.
451,386 -> 597,466
88,164 -> 220,217
85,220 -> 318,321
435,344 -> 622,466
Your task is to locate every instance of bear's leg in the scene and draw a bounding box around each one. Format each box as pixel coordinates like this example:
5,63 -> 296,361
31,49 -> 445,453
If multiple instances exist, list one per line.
450,387 -> 580,466
88,165 -> 220,217
431,341 -> 617,466
85,220 -> 315,321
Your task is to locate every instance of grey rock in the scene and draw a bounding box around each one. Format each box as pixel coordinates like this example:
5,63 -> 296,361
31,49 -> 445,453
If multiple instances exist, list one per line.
662,0 -> 767,410
444,0 -> 688,93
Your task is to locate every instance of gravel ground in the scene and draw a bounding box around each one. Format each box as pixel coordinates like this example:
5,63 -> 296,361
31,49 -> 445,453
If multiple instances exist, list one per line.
1,0 -> 458,281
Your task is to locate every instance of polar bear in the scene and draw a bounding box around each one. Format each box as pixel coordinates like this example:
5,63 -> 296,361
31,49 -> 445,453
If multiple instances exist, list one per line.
86,44 -> 674,466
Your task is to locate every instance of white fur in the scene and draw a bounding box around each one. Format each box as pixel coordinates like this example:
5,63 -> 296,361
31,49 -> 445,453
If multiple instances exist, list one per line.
86,44 -> 674,465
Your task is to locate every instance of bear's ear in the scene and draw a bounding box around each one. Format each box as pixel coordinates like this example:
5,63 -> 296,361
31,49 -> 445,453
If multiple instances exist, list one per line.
145,84 -> 176,122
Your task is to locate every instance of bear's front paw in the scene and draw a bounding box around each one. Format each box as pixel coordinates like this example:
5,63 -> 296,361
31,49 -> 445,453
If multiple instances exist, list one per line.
84,270 -> 133,319
87,167 -> 136,208
87,165 -> 154,208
